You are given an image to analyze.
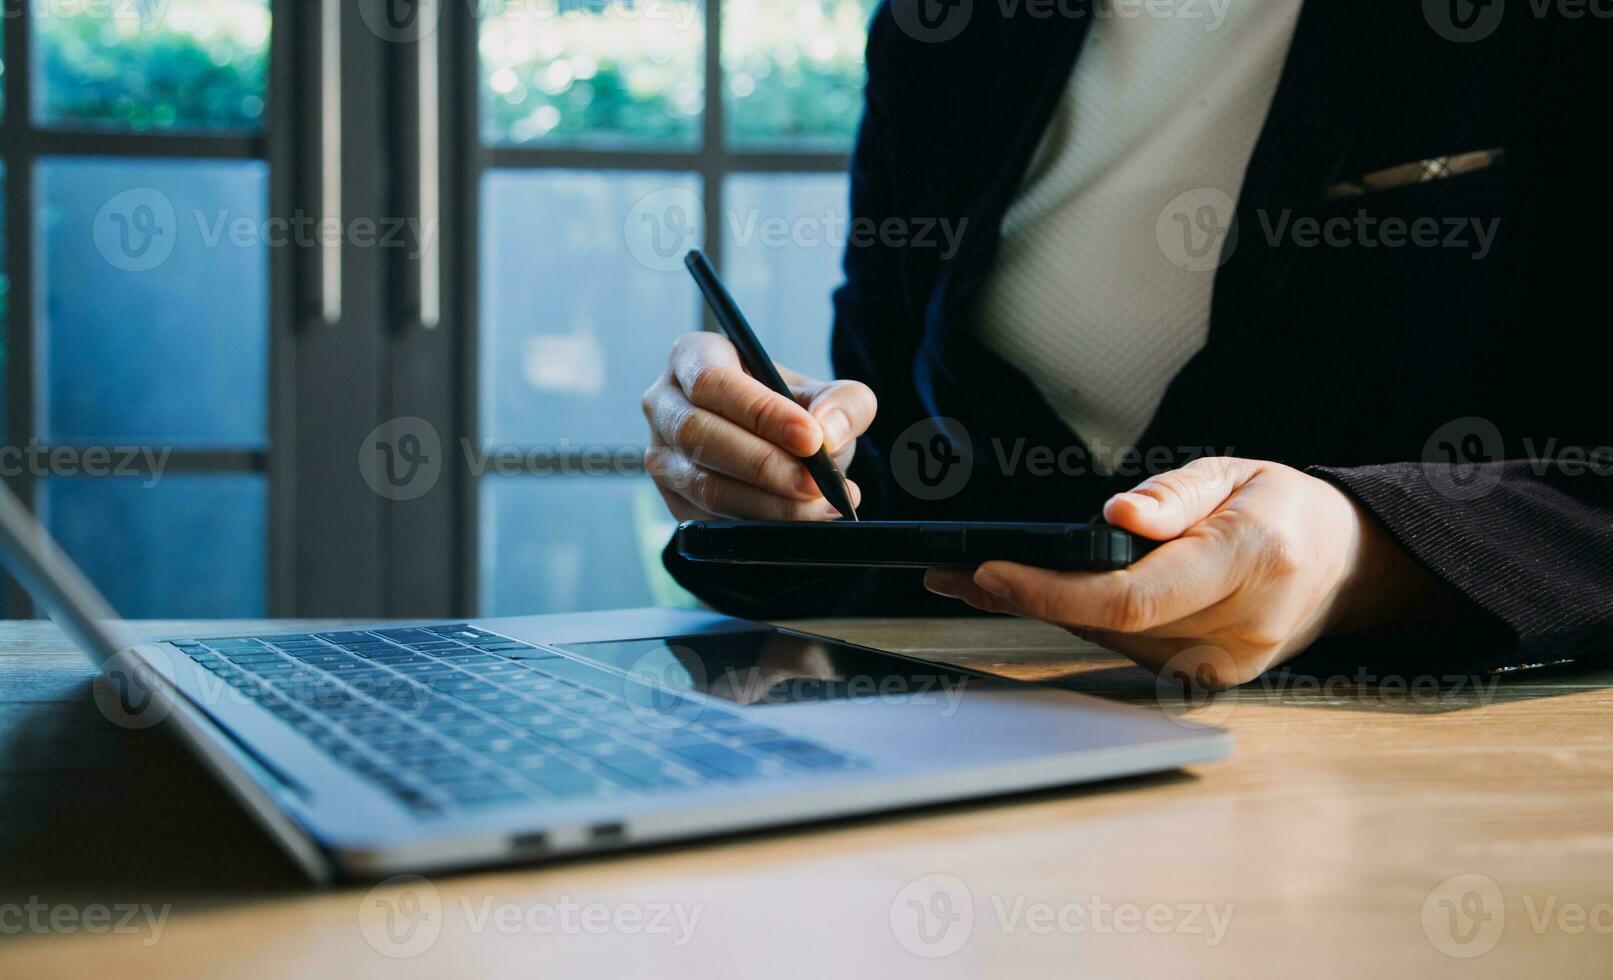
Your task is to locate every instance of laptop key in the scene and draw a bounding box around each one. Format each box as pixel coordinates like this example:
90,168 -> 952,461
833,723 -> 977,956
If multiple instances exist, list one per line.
750,738 -> 853,769
406,641 -> 464,652
598,750 -> 697,789
514,756 -> 612,798
538,725 -> 615,749
508,711 -> 567,732
372,629 -> 440,643
669,742 -> 765,779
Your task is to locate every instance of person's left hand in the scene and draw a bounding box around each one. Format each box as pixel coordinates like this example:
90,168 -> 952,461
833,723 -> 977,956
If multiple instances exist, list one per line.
924,457 -> 1447,688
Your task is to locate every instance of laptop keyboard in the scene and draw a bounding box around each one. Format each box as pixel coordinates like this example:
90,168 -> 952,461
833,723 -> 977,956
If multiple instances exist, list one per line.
168,625 -> 862,816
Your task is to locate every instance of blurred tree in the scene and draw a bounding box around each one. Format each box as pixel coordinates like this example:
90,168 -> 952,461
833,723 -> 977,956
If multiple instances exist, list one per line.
36,3 -> 269,131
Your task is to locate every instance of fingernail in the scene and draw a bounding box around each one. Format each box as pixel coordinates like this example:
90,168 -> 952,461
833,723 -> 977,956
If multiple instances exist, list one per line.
974,568 -> 1010,597
795,468 -> 821,497
819,410 -> 851,454
1116,492 -> 1158,510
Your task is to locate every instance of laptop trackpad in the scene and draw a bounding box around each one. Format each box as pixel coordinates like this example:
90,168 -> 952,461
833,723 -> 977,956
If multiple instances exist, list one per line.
554,629 -> 974,708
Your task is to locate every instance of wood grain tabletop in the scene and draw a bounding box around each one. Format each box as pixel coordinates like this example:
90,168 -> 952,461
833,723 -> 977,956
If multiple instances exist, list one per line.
2,617 -> 1610,978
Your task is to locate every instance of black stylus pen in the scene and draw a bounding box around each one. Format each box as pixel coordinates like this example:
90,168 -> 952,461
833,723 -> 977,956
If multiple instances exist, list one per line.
683,248 -> 859,521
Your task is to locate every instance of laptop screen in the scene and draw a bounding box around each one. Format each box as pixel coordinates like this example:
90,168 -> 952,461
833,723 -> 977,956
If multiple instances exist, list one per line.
555,629 -> 973,709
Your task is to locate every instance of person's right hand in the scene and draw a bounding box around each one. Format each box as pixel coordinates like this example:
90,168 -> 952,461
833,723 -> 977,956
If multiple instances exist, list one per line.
642,332 -> 877,521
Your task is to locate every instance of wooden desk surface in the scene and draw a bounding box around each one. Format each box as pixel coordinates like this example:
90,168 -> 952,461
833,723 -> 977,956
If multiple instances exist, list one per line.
2,618 -> 1611,978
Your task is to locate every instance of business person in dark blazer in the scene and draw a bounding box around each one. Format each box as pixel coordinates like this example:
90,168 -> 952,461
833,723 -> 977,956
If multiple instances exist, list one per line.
641,0 -> 1612,686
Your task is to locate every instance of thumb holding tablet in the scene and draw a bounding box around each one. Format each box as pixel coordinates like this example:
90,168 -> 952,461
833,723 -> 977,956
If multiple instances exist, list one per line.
643,331 -> 876,522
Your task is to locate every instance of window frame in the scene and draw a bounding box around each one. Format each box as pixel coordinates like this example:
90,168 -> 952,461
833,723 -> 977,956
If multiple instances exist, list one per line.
0,1 -> 299,617
0,1 -> 868,619
445,0 -> 855,613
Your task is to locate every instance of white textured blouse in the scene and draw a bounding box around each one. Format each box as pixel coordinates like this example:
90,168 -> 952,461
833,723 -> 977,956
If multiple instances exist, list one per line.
974,0 -> 1305,471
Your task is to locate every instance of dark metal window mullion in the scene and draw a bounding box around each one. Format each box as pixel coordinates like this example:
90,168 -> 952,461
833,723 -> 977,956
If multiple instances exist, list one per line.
701,0 -> 725,285
3,10 -> 38,617
25,131 -> 262,159
266,0 -> 298,615
453,0 -> 483,616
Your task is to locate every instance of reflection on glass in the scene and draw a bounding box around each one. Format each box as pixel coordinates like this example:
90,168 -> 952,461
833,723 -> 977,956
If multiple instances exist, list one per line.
42,474 -> 267,617
479,476 -> 695,615
37,156 -> 269,448
480,0 -> 703,147
721,172 -> 847,381
723,0 -> 872,150
35,0 -> 270,132
480,168 -> 700,447
560,629 -> 973,706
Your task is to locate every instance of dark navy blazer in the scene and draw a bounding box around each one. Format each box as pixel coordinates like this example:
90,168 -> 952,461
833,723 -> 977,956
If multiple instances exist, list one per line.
667,1 -> 1613,674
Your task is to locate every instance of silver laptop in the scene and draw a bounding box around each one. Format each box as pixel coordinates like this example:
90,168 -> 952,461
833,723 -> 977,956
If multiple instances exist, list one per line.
0,481 -> 1230,883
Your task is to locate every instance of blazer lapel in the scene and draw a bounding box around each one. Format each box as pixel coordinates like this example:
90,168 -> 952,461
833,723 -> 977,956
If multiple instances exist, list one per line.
925,1 -> 1096,439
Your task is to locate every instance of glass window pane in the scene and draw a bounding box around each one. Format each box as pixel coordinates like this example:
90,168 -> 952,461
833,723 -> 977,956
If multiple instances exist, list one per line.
723,0 -> 873,151
37,156 -> 269,448
0,163 -> 7,436
480,476 -> 694,615
41,474 -> 267,617
34,0 -> 270,132
720,173 -> 847,381
481,169 -> 701,448
480,0 -> 702,148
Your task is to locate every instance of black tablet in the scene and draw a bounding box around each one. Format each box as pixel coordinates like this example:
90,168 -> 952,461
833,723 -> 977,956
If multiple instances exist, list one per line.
674,520 -> 1155,572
